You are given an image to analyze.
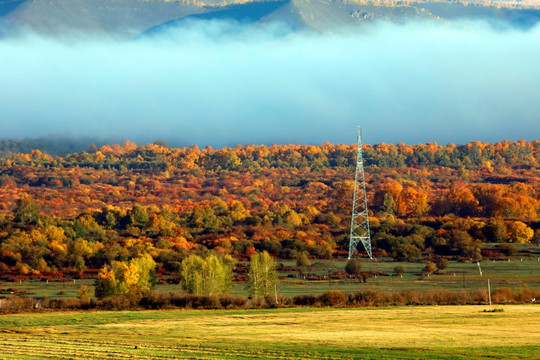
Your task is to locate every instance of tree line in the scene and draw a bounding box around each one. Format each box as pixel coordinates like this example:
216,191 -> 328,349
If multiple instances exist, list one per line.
94,250 -> 278,300
0,140 -> 538,278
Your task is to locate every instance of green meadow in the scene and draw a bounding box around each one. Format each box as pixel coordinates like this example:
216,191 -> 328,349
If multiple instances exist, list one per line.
2,257 -> 539,299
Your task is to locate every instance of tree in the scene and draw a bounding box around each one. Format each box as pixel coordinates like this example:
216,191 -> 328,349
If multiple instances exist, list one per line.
94,265 -> 119,298
451,230 -> 482,260
13,197 -> 41,226
229,200 -> 250,222
443,186 -> 479,217
483,220 -> 507,243
497,243 -> 516,256
77,285 -> 92,306
532,230 -> 540,246
180,255 -> 204,294
131,204 -> 149,227
506,221 -> 534,244
392,243 -> 421,261
344,259 -> 362,276
423,262 -> 436,274
248,251 -> 279,298
94,254 -> 156,298
132,253 -> 157,290
180,253 -> 234,295
296,251 -> 311,277
395,186 -> 430,217
393,266 -> 405,276
436,258 -> 449,271
381,193 -> 396,214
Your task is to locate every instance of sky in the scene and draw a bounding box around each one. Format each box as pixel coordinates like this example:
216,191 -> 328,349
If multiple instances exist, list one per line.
1,19 -> 539,147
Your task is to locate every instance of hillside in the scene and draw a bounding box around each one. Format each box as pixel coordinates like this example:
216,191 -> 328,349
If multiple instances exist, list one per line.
0,140 -> 538,278
0,0 -> 207,37
1,0 -> 539,38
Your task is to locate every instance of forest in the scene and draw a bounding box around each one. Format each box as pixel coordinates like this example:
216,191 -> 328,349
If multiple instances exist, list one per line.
0,139 -> 538,279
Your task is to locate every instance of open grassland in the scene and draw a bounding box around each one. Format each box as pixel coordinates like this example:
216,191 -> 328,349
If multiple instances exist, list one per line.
3,257 -> 539,299
0,305 -> 539,359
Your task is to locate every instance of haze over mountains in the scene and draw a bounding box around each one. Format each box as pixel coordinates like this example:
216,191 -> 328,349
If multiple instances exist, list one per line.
1,0 -> 539,147
1,0 -> 540,38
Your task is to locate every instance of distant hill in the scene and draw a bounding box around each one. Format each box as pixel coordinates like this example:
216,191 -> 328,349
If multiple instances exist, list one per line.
0,0 -> 207,37
142,0 -> 435,37
0,0 -> 539,38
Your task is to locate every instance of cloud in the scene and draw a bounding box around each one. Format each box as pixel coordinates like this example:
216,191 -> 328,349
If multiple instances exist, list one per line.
0,19 -> 539,146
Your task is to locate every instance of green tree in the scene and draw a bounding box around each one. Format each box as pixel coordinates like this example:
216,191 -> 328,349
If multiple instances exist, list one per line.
436,258 -> 449,271
382,193 -> 396,214
451,230 -> 482,260
13,197 -> 41,226
188,205 -> 218,230
77,284 -> 92,306
131,204 -> 149,227
180,255 -> 204,294
391,243 -> 421,261
248,251 -> 279,298
132,253 -> 157,290
180,253 -> 234,295
344,259 -> 362,276
296,251 -> 311,274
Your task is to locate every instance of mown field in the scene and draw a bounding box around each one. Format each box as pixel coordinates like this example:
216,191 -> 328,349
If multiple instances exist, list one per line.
2,256 -> 539,299
0,305 -> 539,359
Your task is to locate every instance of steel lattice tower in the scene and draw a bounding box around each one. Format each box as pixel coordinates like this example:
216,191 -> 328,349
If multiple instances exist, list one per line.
348,126 -> 373,259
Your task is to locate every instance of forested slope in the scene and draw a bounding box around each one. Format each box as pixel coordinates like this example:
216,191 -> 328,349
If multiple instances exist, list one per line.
0,140 -> 538,277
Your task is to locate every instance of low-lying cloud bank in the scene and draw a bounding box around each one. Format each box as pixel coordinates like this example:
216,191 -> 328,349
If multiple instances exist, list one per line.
1,19 -> 539,146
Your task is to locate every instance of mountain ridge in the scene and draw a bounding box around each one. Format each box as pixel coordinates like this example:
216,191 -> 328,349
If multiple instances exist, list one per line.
1,0 -> 540,38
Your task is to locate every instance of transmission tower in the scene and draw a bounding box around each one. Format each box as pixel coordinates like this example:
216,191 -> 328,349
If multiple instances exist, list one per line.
348,126 -> 373,259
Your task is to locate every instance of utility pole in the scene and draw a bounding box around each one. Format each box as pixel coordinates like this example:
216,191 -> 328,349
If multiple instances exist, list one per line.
487,279 -> 492,306
348,126 -> 373,260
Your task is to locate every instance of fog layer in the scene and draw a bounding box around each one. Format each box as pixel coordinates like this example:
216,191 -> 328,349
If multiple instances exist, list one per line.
1,20 -> 539,146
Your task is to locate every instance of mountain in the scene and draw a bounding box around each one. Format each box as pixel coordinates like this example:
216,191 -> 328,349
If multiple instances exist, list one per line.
0,0 -> 539,38
0,0 -> 207,37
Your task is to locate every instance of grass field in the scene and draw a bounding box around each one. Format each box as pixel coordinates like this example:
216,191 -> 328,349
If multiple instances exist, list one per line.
2,257 -> 539,299
0,305 -> 539,359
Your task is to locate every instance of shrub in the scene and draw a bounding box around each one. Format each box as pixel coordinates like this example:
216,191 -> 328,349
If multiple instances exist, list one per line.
483,308 -> 504,312
393,266 -> 405,276
219,294 -> 249,309
319,290 -> 348,307
140,290 -> 169,309
350,289 -> 395,306
492,287 -> 515,304
190,294 -> 221,309
96,295 -> 131,310
169,293 -> 189,308
47,298 -> 81,310
399,290 -> 423,305
293,294 -> 318,306
515,284 -> 540,303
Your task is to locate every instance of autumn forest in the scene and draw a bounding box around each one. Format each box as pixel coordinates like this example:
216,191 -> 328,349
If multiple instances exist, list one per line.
0,139 -> 539,279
